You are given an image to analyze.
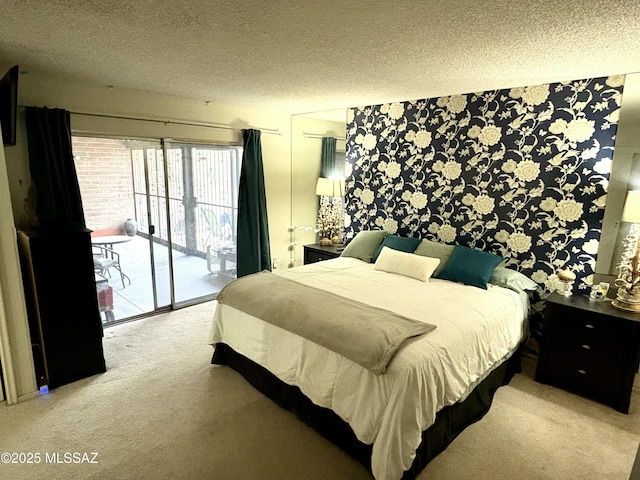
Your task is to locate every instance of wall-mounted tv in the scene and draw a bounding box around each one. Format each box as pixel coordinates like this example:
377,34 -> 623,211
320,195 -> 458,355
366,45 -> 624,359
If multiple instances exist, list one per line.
0,65 -> 19,146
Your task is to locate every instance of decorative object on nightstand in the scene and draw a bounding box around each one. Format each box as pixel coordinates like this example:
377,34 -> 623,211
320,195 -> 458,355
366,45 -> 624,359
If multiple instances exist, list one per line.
535,293 -> 640,413
315,177 -> 345,246
556,268 -> 576,296
588,281 -> 610,301
612,190 -> 640,312
303,243 -> 342,264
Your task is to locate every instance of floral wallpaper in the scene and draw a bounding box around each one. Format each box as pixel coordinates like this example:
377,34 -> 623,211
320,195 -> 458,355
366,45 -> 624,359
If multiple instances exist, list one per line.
345,76 -> 625,306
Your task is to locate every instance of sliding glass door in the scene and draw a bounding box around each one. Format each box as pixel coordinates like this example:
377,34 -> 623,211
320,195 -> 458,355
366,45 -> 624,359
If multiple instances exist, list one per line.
74,137 -> 169,322
163,141 -> 241,304
73,136 -> 241,324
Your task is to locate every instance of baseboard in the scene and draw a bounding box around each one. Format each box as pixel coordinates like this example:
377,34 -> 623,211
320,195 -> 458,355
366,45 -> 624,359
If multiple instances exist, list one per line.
18,390 -> 40,403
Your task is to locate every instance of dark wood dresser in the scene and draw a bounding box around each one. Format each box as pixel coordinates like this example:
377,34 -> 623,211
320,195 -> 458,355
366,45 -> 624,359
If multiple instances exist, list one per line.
17,227 -> 106,390
303,243 -> 342,264
535,293 -> 640,413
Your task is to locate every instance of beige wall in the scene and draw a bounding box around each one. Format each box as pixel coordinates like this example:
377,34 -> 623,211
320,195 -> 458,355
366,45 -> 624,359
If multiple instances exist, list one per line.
1,73 -> 292,400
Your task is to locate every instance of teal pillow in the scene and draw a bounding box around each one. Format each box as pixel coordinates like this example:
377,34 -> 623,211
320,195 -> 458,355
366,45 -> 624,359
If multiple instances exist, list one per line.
435,245 -> 503,289
372,234 -> 421,262
340,230 -> 386,263
414,239 -> 455,276
489,267 -> 539,293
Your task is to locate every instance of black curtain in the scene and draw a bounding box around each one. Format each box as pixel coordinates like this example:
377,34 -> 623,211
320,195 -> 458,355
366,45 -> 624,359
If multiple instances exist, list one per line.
237,129 -> 271,277
25,107 -> 86,230
320,137 -> 337,178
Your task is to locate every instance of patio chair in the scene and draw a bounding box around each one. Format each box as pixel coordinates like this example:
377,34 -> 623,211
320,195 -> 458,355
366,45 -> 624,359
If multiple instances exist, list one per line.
202,208 -> 237,275
202,208 -> 235,245
92,245 -> 130,288
202,207 -> 222,245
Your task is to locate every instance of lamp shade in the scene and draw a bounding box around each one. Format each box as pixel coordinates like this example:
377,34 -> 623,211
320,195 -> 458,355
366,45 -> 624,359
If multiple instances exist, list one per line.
315,177 -> 345,197
622,190 -> 640,223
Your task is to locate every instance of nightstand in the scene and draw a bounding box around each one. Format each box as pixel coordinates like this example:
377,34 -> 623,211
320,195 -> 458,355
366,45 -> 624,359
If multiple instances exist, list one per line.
535,293 -> 640,413
303,244 -> 342,264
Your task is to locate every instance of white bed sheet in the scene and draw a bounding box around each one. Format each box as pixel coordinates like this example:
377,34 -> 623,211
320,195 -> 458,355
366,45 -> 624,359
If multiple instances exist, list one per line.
209,257 -> 527,480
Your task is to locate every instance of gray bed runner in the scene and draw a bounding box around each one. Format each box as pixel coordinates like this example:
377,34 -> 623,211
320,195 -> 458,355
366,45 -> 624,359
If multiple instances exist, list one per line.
216,270 -> 436,374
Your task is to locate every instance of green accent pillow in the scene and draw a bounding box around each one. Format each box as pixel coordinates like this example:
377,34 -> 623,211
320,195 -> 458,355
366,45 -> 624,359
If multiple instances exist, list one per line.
435,245 -> 503,289
340,230 -> 386,263
413,239 -> 455,276
372,234 -> 421,262
489,267 -> 539,293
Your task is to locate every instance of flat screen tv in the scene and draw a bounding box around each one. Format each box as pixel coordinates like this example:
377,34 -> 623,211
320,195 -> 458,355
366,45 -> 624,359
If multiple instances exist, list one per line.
0,65 -> 18,146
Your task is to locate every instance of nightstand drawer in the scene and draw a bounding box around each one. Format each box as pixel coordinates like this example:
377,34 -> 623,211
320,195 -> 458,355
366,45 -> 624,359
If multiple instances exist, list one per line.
546,312 -> 629,355
545,345 -> 624,392
303,244 -> 342,265
305,250 -> 336,263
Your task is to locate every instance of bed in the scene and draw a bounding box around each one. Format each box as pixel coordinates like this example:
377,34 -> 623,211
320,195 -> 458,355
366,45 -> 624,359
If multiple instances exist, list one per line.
209,248 -> 530,480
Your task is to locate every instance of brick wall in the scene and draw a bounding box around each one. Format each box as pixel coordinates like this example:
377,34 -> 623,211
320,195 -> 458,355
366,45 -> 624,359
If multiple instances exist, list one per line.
72,137 -> 135,234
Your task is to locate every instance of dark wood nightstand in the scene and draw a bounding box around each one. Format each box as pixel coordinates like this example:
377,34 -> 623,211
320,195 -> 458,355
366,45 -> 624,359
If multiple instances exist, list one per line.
535,293 -> 640,413
303,244 -> 342,264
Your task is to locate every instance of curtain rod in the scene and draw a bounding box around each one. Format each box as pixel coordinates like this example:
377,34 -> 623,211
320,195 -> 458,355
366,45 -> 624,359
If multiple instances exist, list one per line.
71,130 -> 241,147
68,110 -> 282,135
303,132 -> 345,141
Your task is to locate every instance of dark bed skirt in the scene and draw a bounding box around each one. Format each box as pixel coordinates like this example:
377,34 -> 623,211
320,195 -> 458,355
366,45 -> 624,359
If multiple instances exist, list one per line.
212,343 -> 521,479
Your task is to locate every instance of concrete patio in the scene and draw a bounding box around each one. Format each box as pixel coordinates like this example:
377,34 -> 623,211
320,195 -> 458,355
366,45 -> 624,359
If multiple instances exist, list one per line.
96,235 -> 235,325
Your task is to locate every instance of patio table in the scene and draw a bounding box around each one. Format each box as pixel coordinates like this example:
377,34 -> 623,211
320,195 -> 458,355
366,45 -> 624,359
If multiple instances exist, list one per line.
91,235 -> 132,287
91,235 -> 133,250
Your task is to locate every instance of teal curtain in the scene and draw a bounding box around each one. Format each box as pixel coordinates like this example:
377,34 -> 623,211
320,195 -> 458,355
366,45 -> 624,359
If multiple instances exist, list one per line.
320,137 -> 337,178
237,129 -> 271,277
25,107 -> 86,230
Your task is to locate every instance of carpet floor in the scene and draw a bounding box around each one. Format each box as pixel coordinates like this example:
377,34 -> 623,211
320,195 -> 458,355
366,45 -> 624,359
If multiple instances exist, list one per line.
0,301 -> 638,479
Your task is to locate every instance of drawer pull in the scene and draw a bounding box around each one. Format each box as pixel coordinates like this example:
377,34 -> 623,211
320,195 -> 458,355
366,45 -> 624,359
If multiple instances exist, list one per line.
577,369 -> 587,375
585,324 -> 595,329
581,344 -> 591,350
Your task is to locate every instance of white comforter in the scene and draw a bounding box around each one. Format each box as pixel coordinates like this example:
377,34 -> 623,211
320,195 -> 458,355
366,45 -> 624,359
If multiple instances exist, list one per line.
209,257 -> 526,480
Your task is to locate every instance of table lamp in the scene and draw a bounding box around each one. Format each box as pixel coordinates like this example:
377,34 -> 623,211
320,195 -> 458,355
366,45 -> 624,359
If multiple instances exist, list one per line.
612,190 -> 640,312
315,177 -> 345,245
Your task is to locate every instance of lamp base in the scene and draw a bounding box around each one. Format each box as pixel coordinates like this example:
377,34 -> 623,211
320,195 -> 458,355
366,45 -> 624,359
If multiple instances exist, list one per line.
611,297 -> 640,313
611,289 -> 640,313
319,237 -> 332,246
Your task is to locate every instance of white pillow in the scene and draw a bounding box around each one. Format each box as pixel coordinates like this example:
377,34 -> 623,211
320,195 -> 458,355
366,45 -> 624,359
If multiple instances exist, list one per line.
373,247 -> 440,282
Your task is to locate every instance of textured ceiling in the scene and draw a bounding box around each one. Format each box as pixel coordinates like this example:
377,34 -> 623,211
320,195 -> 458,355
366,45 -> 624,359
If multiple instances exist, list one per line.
2,0 -> 640,115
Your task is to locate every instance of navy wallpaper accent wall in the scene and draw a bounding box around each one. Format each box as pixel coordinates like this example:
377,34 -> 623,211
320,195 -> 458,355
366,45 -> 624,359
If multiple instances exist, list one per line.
345,76 -> 624,299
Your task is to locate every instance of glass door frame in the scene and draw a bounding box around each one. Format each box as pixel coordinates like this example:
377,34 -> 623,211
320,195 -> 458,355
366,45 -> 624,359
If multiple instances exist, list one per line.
73,133 -> 241,324
162,138 -> 242,308
146,140 -> 175,311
